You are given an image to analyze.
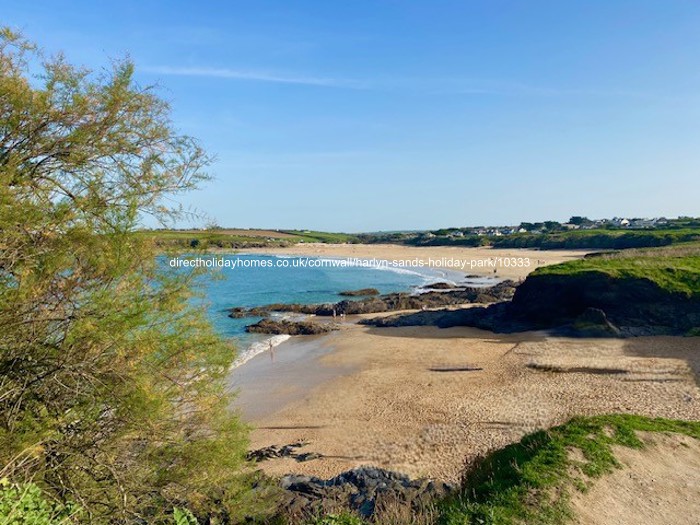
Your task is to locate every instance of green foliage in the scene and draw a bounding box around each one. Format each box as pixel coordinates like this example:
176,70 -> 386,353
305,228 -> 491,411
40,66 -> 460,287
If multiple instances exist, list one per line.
280,230 -> 360,244
0,29 -> 265,523
144,228 -> 359,250
147,230 -> 294,249
491,228 -> 700,250
0,480 -> 80,524
533,246 -> 700,296
172,507 -> 199,525
440,414 -> 700,525
357,225 -> 700,250
406,235 -> 485,248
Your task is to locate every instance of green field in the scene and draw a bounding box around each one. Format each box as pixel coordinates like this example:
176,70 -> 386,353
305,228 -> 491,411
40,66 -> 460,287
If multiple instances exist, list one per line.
491,228 -> 700,250
143,229 -> 359,249
145,225 -> 700,251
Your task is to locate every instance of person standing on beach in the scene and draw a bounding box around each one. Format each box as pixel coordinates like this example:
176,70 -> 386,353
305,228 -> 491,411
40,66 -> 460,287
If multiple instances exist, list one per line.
269,339 -> 275,362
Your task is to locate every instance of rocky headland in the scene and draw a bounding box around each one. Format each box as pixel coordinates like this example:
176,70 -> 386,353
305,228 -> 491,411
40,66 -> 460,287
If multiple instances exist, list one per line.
364,248 -> 700,337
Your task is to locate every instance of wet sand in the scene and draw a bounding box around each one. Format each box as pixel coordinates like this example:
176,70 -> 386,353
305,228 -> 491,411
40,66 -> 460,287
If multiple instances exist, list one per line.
229,333 -> 355,420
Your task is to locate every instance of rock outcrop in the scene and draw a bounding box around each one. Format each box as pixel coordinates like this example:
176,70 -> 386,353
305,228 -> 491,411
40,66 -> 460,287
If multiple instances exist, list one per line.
278,467 -> 454,520
421,281 -> 457,290
339,288 -> 380,296
245,319 -> 339,335
247,442 -> 322,463
507,271 -> 700,334
364,270 -> 700,336
230,281 -> 517,319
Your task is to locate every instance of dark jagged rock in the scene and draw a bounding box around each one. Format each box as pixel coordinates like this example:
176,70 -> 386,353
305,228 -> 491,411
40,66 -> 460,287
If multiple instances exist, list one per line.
245,319 -> 339,335
563,307 -> 622,337
507,271 -> 700,334
230,280 -> 517,319
339,288 -> 380,296
247,442 -> 323,463
229,303 -> 327,318
277,467 -> 455,520
362,302 -> 522,332
421,281 -> 457,290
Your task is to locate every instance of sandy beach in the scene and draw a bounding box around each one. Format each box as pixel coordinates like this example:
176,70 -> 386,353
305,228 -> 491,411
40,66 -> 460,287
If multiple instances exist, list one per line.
241,243 -> 588,280
225,244 -> 700,484
236,322 -> 700,482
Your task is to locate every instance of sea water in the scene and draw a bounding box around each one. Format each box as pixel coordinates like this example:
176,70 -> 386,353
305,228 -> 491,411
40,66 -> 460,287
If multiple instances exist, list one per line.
179,253 -> 460,366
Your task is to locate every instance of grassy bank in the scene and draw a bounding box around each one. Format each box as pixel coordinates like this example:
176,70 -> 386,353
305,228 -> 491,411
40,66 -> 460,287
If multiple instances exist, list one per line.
439,414 -> 700,525
533,244 -> 700,297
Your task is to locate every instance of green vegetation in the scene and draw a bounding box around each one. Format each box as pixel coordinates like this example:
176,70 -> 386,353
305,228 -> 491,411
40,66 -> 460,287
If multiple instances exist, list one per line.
145,228 -> 359,250
355,226 -> 700,251
173,508 -> 200,525
533,245 -> 700,297
491,228 -> 700,250
145,229 -> 294,249
146,222 -> 700,252
0,481 -> 203,525
439,414 -> 700,525
0,29 -> 267,523
280,230 -> 360,244
0,480 -> 81,524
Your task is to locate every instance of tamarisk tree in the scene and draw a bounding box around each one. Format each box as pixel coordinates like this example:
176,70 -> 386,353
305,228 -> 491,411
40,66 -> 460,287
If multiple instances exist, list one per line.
0,29 -> 263,523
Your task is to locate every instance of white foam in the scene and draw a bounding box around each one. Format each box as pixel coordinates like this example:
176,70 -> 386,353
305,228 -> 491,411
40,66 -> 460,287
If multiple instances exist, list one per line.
231,334 -> 291,369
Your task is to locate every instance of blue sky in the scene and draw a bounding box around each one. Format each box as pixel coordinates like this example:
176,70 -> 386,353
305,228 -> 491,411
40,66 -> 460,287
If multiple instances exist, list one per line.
3,1 -> 700,231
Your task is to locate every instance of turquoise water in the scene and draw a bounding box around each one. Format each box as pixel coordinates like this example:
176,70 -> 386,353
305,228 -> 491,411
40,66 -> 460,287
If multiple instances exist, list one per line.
191,254 -> 455,340
169,253 -> 463,366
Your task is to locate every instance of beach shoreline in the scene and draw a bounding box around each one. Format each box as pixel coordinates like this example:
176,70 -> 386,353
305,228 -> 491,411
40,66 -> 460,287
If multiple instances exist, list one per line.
225,244 -> 699,483
224,243 -> 590,280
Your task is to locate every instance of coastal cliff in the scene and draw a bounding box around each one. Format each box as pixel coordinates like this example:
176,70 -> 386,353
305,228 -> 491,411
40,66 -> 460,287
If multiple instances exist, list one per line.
508,270 -> 700,335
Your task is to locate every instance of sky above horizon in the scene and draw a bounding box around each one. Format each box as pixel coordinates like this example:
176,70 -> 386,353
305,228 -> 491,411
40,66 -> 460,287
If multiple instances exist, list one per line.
3,1 -> 700,232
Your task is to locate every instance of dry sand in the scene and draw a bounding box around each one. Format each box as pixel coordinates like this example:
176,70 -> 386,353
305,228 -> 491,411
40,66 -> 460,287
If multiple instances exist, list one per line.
242,243 -> 588,280
571,432 -> 700,525
241,324 -> 700,482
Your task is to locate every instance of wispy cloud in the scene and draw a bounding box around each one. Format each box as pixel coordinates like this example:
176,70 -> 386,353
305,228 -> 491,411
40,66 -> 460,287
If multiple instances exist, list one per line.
142,66 -> 682,102
142,65 -> 366,89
